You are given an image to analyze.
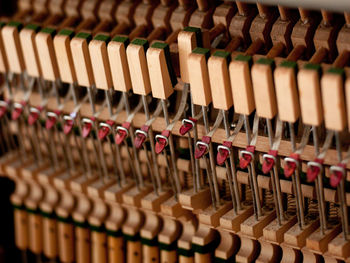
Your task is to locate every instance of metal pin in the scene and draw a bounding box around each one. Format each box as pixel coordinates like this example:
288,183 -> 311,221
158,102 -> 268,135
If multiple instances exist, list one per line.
244,115 -> 262,218
312,126 -> 327,234
335,132 -> 349,239
122,92 -> 144,188
288,123 -> 305,229
161,99 -> 182,194
191,95 -> 201,191
142,95 -> 162,192
266,118 -> 285,224
71,86 -> 93,177
202,105 -> 221,207
222,111 -> 239,214
87,85 -> 96,115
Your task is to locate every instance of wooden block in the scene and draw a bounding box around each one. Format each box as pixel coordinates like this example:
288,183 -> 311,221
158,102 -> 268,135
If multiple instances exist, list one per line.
71,191 -> 92,223
306,225 -> 342,253
208,50 -> 233,111
192,224 -> 217,246
321,68 -> 347,131
198,202 -> 232,227
283,219 -> 319,248
215,230 -> 238,261
122,208 -> 144,236
2,21 -> 25,74
326,232 -> 350,259
53,29 -> 77,84
158,218 -> 181,245
256,238 -> 280,263
0,22 -> 8,73
105,204 -> 125,231
35,27 -> 60,81
126,38 -> 152,96
19,24 -> 42,77
188,47 -> 212,106
220,207 -> 254,233
70,32 -> 94,87
251,58 -> 278,119
89,34 -> 113,90
229,54 -> 255,115
107,36 -> 132,92
274,61 -> 300,123
160,196 -> 191,219
147,42 -> 176,100
235,236 -> 259,263
239,210 -> 276,239
263,216 -> 298,244
140,213 -> 162,240
178,188 -> 211,211
178,27 -> 202,83
88,199 -> 108,226
346,78 -> 350,133
141,190 -> 172,213
122,186 -> 153,208
87,177 -> 115,199
70,174 -> 98,193
297,64 -> 323,126
104,181 -> 134,204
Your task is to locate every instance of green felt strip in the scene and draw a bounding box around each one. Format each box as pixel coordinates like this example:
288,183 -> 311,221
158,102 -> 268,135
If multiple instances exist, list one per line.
184,26 -> 202,47
90,224 -> 106,232
40,27 -> 56,37
75,32 -> 92,42
192,238 -> 219,254
192,47 -> 210,61
327,67 -> 344,76
93,34 -> 110,43
24,24 -> 40,32
123,233 -> 140,242
58,29 -> 74,38
213,50 -> 231,64
141,237 -> 158,247
177,248 -> 194,257
256,57 -> 275,69
131,38 -> 149,53
111,35 -> 130,47
159,241 -> 177,251
7,21 -> 23,30
106,229 -> 123,237
234,54 -> 252,67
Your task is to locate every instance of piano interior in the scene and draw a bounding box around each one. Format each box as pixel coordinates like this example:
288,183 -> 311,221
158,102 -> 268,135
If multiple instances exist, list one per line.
0,0 -> 350,262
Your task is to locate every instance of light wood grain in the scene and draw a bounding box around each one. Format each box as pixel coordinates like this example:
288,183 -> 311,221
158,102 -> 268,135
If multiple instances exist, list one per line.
57,222 -> 74,263
89,37 -> 113,90
0,26 -> 8,73
208,55 -> 233,110
71,36 -> 95,87
91,231 -> 107,263
274,65 -> 300,123
251,63 -> 278,119
147,45 -> 174,100
54,34 -> 77,84
188,52 -> 212,106
229,58 -> 256,115
35,31 -> 60,81
2,25 -> 25,74
19,28 -> 41,77
321,72 -> 347,131
107,39 -> 132,92
346,78 -> 350,132
126,42 -> 152,96
297,68 -> 323,126
178,30 -> 199,83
